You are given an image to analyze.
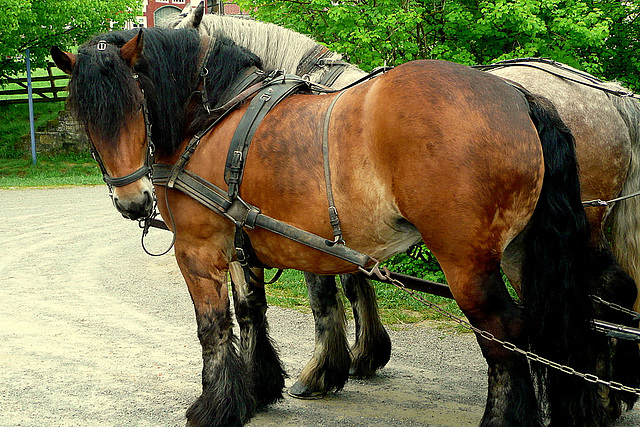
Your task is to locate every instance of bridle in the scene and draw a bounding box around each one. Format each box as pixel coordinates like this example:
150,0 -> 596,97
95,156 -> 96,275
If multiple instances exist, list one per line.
85,52 -> 165,253
88,70 -> 155,195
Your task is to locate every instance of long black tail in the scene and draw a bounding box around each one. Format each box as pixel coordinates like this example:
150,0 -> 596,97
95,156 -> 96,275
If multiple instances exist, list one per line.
521,94 -> 608,425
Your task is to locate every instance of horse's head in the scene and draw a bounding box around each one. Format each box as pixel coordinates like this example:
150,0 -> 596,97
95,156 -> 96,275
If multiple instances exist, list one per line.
52,31 -> 154,221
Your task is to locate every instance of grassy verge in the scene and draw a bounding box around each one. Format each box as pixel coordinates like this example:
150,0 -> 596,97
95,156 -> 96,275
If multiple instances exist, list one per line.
0,154 -> 102,188
265,268 -> 465,331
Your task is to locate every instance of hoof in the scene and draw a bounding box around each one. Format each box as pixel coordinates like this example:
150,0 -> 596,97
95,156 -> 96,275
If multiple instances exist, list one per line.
349,366 -> 375,378
287,380 -> 327,400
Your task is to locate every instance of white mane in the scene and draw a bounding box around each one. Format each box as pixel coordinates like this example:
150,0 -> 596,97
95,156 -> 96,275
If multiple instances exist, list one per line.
168,11 -> 366,87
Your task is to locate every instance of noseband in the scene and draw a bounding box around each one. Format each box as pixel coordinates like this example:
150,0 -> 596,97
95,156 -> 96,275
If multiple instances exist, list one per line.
90,72 -> 155,192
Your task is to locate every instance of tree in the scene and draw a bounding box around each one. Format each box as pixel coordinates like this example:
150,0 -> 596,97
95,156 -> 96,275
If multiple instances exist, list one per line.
237,0 -> 640,90
0,0 -> 142,84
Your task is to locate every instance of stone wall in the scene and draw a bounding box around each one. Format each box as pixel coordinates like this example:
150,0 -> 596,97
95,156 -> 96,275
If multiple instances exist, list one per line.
18,109 -> 90,157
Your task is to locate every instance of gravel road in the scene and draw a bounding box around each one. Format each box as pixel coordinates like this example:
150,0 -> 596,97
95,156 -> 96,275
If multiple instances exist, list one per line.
1,186 -> 639,426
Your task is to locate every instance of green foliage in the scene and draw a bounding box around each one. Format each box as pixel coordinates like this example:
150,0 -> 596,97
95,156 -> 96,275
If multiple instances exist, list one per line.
237,0 -> 640,90
383,244 -> 446,284
0,0 -> 142,84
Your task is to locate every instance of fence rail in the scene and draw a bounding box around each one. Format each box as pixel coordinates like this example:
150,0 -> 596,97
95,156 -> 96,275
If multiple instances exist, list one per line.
0,63 -> 69,106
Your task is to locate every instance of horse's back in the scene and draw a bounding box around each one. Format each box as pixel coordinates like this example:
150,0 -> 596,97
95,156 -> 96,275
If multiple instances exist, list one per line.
489,65 -> 631,204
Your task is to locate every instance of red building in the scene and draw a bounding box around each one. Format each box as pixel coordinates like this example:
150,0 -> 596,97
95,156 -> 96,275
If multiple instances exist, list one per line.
139,0 -> 249,28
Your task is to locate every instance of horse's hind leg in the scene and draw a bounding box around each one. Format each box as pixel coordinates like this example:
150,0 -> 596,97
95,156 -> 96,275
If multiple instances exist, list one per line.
288,273 -> 351,398
444,264 -> 541,427
229,262 -> 287,408
340,272 -> 391,377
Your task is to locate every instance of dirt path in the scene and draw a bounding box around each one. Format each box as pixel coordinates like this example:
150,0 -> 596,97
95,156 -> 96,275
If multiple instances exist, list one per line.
1,186 -> 638,426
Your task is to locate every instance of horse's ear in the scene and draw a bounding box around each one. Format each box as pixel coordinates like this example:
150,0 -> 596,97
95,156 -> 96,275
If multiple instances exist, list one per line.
121,29 -> 144,67
51,46 -> 76,75
193,1 -> 205,27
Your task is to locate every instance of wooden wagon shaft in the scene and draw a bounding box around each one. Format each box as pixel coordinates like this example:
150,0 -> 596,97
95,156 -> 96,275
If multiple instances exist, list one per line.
373,271 -> 453,299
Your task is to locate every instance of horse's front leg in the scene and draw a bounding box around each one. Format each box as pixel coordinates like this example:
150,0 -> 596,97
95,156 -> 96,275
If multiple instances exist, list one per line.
228,262 -> 287,408
288,273 -> 351,399
340,272 -> 391,377
175,244 -> 255,427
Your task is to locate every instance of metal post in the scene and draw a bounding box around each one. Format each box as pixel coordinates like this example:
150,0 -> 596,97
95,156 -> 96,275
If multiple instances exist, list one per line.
26,48 -> 37,165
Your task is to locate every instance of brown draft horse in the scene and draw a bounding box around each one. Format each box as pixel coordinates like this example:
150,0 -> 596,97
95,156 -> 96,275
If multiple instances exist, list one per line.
169,7 -> 640,412
53,28 -> 612,426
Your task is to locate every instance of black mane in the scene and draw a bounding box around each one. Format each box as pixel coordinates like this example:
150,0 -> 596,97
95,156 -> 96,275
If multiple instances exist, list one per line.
68,27 -> 262,157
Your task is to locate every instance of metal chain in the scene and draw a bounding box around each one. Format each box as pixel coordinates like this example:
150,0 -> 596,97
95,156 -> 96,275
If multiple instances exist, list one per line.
360,263 -> 640,396
591,295 -> 640,319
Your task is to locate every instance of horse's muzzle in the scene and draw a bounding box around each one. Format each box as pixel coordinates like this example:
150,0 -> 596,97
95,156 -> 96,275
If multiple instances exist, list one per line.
113,188 -> 154,220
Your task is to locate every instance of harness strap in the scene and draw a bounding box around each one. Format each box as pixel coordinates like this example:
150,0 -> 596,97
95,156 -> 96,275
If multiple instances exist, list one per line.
322,90 -> 347,245
198,37 -> 217,113
317,59 -> 350,87
152,164 -> 372,268
473,57 -> 638,99
224,77 -> 309,199
296,44 -> 330,76
166,68 -> 266,189
104,165 -> 152,187
214,66 -> 265,110
297,44 -> 350,87
222,78 -> 310,271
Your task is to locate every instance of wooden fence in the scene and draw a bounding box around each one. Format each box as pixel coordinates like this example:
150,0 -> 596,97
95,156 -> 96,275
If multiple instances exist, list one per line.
0,63 -> 68,106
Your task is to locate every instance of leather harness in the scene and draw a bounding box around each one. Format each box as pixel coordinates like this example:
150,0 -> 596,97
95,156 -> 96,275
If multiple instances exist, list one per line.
473,57 -> 639,99
296,44 -> 351,87
146,53 -> 640,277
151,70 -> 386,273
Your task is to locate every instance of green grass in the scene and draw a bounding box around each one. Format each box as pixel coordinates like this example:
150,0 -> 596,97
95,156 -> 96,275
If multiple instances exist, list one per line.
1,67 -> 68,102
264,268 -> 467,330
0,154 -> 102,188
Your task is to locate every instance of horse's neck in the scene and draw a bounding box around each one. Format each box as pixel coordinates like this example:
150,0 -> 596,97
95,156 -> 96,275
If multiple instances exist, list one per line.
201,15 -> 316,73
